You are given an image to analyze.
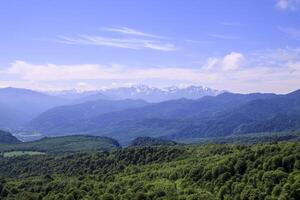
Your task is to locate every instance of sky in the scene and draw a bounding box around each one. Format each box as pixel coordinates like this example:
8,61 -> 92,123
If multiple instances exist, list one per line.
0,0 -> 300,93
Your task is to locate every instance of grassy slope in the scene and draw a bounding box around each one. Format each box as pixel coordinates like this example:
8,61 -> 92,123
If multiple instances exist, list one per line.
3,151 -> 45,158
0,135 -> 121,154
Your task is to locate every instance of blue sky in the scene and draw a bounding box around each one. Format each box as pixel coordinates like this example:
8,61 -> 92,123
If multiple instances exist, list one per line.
0,0 -> 300,93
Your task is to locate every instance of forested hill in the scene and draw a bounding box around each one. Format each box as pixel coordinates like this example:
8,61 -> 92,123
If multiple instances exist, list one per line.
0,142 -> 299,199
0,130 -> 20,144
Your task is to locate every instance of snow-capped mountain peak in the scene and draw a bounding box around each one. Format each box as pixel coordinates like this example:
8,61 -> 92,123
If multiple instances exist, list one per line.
47,85 -> 223,102
101,85 -> 222,102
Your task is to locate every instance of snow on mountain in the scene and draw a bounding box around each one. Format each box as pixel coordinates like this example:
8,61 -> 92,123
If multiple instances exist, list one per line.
47,85 -> 222,102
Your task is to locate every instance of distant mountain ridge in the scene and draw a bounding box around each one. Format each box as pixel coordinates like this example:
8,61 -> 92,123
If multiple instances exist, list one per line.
0,85 -> 220,134
47,89 -> 110,103
4,86 -> 300,145
50,85 -> 222,102
0,87 -> 67,129
29,89 -> 298,144
28,99 -> 150,135
165,90 -> 300,140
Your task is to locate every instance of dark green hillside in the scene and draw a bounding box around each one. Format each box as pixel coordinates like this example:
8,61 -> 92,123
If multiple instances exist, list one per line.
178,131 -> 300,144
78,92 -> 277,127
129,136 -> 177,147
0,130 -> 20,144
166,89 -> 300,140
234,113 -> 300,134
0,142 -> 299,199
0,135 -> 120,154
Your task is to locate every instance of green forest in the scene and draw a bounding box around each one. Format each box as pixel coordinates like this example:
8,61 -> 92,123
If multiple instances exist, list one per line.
0,142 -> 300,200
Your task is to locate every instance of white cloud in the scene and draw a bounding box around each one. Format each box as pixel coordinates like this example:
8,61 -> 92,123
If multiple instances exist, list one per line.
222,52 -> 245,71
276,0 -> 300,11
204,52 -> 245,71
103,26 -> 165,39
1,48 -> 300,93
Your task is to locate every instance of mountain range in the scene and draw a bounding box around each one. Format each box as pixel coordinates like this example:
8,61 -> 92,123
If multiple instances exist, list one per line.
0,87 -> 66,129
28,99 -> 150,135
26,88 -> 300,144
0,85 -> 220,130
1,86 -> 300,145
49,84 -> 222,102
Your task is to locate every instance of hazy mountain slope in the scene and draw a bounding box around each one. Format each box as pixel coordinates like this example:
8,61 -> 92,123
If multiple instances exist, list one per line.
232,90 -> 300,134
0,130 -> 21,144
48,90 -> 110,103
234,113 -> 300,134
166,89 -> 300,139
0,87 -> 67,128
0,103 -> 25,128
28,91 -> 278,143
28,99 -> 150,134
84,90 -> 300,142
89,92 -> 276,123
74,92 -> 111,103
26,89 -> 300,144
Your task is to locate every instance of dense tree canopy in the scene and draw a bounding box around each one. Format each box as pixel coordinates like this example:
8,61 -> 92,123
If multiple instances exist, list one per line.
0,142 -> 299,199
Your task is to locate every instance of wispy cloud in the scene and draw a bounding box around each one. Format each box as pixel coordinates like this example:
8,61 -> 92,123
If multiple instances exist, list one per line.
58,35 -> 177,51
185,39 -> 215,44
103,26 -> 165,39
276,0 -> 300,11
221,22 -> 241,27
208,34 -> 240,40
279,27 -> 300,39
58,26 -> 176,51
